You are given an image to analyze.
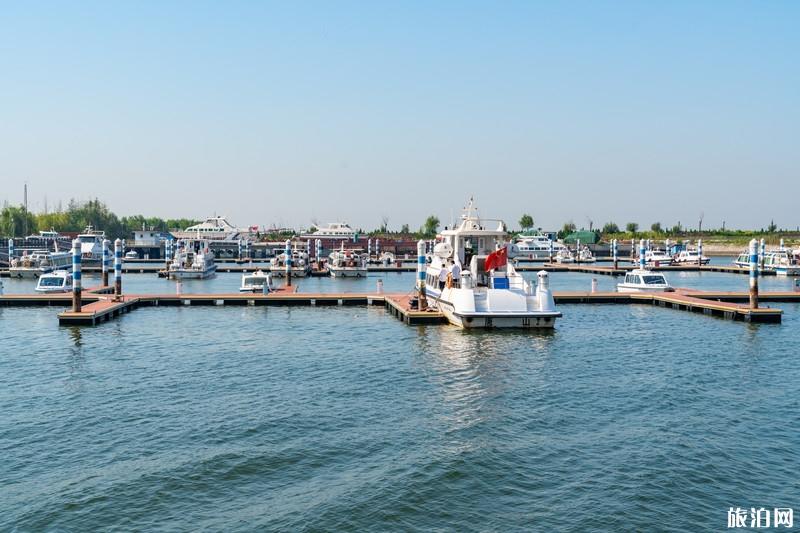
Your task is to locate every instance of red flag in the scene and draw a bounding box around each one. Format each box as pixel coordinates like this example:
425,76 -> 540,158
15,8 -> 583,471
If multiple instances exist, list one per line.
484,247 -> 508,272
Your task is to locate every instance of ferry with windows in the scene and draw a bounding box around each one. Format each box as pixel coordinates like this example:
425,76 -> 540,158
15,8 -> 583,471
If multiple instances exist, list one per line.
35,270 -> 73,293
617,269 -> 673,292
173,216 -> 254,241
167,241 -> 217,279
301,223 -> 357,240
9,251 -> 72,279
733,249 -> 800,275
422,198 -> 561,329
514,231 -> 566,260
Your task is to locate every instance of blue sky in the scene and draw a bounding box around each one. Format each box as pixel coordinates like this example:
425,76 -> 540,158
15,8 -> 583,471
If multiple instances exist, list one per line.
1,1 -> 798,231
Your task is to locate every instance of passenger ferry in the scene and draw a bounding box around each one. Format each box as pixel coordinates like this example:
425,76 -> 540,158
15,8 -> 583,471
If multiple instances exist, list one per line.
328,247 -> 368,278
168,241 -> 217,279
673,249 -> 710,265
422,198 -> 561,329
514,231 -> 565,260
301,222 -> 357,240
240,270 -> 274,293
9,251 -> 72,279
617,269 -> 673,292
172,216 -> 254,241
733,249 -> 800,275
270,249 -> 311,278
77,226 -> 105,263
35,270 -> 73,293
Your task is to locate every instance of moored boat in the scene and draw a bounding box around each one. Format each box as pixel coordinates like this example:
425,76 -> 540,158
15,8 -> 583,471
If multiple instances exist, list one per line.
35,270 -> 73,293
422,198 -> 561,329
168,241 -> 217,279
328,246 -> 368,278
9,251 -> 72,279
672,249 -> 710,265
616,269 -> 673,292
239,270 -> 274,292
643,249 -> 673,266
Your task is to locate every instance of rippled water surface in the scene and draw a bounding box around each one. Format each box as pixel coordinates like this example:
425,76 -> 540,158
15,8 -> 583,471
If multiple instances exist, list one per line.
2,268 -> 799,531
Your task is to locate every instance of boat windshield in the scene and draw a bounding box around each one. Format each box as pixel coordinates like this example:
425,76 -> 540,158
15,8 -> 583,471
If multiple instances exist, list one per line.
79,236 -> 97,243
39,277 -> 65,287
642,275 -> 667,285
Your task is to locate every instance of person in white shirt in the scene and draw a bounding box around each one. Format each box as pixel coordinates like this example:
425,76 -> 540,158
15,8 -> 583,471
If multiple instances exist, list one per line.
438,266 -> 448,290
449,259 -> 461,288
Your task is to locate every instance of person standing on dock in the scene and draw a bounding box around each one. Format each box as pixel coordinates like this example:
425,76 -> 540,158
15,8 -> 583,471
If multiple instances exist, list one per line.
449,259 -> 461,288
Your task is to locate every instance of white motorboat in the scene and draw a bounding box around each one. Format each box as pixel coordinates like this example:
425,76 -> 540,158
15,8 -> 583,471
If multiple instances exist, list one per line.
422,198 -> 561,329
9,250 -> 72,279
762,250 -> 800,276
124,250 -> 139,260
672,249 -> 710,265
643,249 -> 673,266
576,246 -> 596,263
301,222 -> 357,239
328,247 -> 368,278
35,270 -> 73,293
239,270 -> 274,292
554,248 -> 575,263
77,225 -> 105,263
514,231 -> 565,260
168,241 -> 217,279
617,269 -> 673,292
270,248 -> 310,278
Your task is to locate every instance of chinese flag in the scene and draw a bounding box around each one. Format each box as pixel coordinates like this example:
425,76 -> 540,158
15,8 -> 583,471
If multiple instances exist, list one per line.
484,247 -> 508,272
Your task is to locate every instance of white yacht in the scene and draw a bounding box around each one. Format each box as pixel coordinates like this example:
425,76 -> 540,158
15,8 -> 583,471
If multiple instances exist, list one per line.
270,249 -> 311,278
328,247 -> 368,278
240,270 -> 274,293
762,250 -> 800,276
77,226 -> 105,263
35,270 -> 73,293
301,222 -> 358,239
673,249 -> 710,265
168,242 -> 217,279
9,250 -> 72,279
422,198 -> 561,329
172,216 -> 253,241
554,248 -> 575,263
643,249 -> 673,266
576,246 -> 596,263
617,269 -> 673,292
514,231 -> 565,260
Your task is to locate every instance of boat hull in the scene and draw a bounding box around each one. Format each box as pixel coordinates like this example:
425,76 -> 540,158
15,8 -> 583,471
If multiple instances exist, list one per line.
168,266 -> 217,280
271,269 -> 309,278
430,292 -> 560,329
616,285 -> 673,293
329,268 -> 368,278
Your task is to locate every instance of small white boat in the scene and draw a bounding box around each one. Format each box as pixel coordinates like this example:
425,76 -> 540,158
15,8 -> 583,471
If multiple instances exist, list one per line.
35,270 -> 73,293
77,225 -> 105,263
9,251 -> 72,279
270,249 -> 310,278
763,250 -> 800,276
617,268 -> 673,292
554,248 -> 575,264
328,247 -> 368,278
576,246 -> 596,263
643,249 -> 673,266
673,249 -> 710,265
168,242 -> 217,279
124,250 -> 139,260
240,270 -> 274,292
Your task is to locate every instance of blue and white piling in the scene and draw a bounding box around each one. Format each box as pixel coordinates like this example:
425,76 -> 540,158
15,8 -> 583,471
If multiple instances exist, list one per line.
102,239 -> 110,286
315,239 -> 322,264
697,239 -> 703,266
285,239 -> 292,287
417,239 -> 427,311
749,238 -> 759,309
368,238 -> 372,259
114,238 -> 123,299
612,239 -> 618,269
780,238 -> 785,251
7,238 -> 14,263
639,239 -> 646,270
760,238 -> 766,269
375,239 -> 380,258
72,238 -> 82,312
164,239 -> 172,273
238,239 -> 244,262
548,239 -> 554,263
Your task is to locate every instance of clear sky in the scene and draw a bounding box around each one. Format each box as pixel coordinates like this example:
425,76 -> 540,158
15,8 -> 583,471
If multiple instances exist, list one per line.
2,1 -> 798,231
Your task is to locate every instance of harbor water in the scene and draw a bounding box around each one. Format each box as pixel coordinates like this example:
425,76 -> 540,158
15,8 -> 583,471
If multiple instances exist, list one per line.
2,262 -> 799,530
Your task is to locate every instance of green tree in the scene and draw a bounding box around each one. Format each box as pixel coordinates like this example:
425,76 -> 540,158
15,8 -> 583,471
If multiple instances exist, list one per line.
602,222 -> 620,234
0,206 -> 37,237
421,215 -> 440,238
400,224 -> 410,234
768,220 -> 777,233
519,214 -> 534,230
557,221 -> 576,240
651,222 -> 662,233
625,222 -> 639,234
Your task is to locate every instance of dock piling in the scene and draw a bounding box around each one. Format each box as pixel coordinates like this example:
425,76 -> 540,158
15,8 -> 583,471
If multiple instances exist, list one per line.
102,239 -> 110,286
72,239 -> 82,312
114,238 -> 122,299
612,239 -> 618,270
749,238 -> 759,309
7,238 -> 14,263
417,239 -> 428,311
285,239 -> 292,287
639,239 -> 646,270
760,238 -> 766,269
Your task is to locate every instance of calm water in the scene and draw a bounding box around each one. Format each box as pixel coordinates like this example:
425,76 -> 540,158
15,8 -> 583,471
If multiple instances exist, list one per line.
2,264 -> 799,531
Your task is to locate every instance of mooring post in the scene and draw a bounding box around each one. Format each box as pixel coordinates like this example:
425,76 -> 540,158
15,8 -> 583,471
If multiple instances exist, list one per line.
591,278 -> 598,293
548,238 -> 554,264
114,238 -> 123,300
630,238 -> 635,262
316,239 -> 322,267
759,238 -> 765,269
164,238 -> 172,274
612,239 -> 618,270
780,238 -> 785,251
368,238 -> 372,260
375,238 -> 380,258
101,239 -> 110,287
697,238 -> 703,267
576,238 -> 581,263
7,238 -> 14,263
749,238 -> 759,309
639,239 -> 646,270
71,238 -> 82,312
285,239 -> 292,287
417,239 -> 427,311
